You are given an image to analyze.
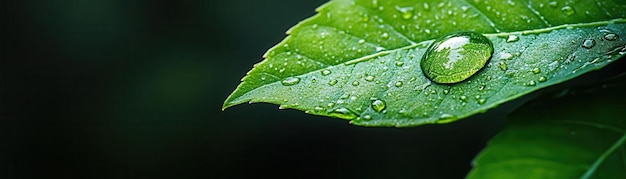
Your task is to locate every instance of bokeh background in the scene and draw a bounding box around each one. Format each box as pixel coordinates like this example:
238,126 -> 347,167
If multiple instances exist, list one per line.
1,0 -> 512,178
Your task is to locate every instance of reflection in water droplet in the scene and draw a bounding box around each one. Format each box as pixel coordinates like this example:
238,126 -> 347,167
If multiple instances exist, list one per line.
532,67 -> 541,74
281,77 -> 301,86
506,35 -> 519,42
604,33 -> 618,41
321,69 -> 332,76
421,32 -> 494,84
582,39 -> 595,49
330,107 -> 357,120
561,6 -> 575,16
329,79 -> 338,86
365,75 -> 375,81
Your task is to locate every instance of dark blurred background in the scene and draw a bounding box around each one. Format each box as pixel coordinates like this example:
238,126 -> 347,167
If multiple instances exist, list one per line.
1,0 -> 507,178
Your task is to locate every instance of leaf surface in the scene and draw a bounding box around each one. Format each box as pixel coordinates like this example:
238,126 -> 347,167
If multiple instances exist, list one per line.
468,80 -> 626,178
224,0 -> 626,126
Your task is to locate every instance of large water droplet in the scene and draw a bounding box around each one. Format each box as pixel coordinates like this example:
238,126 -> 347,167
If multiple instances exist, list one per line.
329,107 -> 358,120
582,39 -> 595,49
371,99 -> 386,112
281,77 -> 301,86
420,32 -> 494,84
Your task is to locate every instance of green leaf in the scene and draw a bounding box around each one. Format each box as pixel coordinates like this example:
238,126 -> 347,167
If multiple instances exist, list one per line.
467,81 -> 626,178
223,0 -> 626,127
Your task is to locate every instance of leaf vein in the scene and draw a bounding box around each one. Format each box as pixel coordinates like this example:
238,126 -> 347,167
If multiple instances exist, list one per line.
290,51 -> 331,67
521,0 -> 552,27
315,24 -> 384,49
593,0 -> 612,17
353,4 -> 417,45
454,0 -> 501,32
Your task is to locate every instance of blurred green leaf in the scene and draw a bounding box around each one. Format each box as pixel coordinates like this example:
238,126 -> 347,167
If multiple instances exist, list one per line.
468,81 -> 626,178
223,0 -> 626,127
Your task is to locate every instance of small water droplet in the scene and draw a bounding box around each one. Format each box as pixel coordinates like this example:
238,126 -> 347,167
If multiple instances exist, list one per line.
362,115 -> 372,120
358,39 -> 366,44
499,62 -> 508,71
478,98 -> 486,104
498,52 -> 513,60
561,6 -> 575,16
506,35 -> 519,42
311,78 -> 317,83
604,33 -> 618,41
329,107 -> 357,120
281,77 -> 301,86
321,69 -> 332,76
365,75 -> 375,81
329,79 -> 338,86
539,76 -> 547,82
421,32 -> 494,84
478,85 -> 485,91
548,1 -> 558,7
371,99 -> 386,112
443,89 -> 450,94
314,106 -> 324,111
460,95 -> 468,101
396,61 -> 404,67
381,32 -> 390,39
394,6 -> 414,19
532,67 -> 541,74
437,114 -> 456,123
527,80 -> 537,86
582,39 -> 595,49
395,81 -> 404,87
352,81 -> 360,86
327,102 -> 335,108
